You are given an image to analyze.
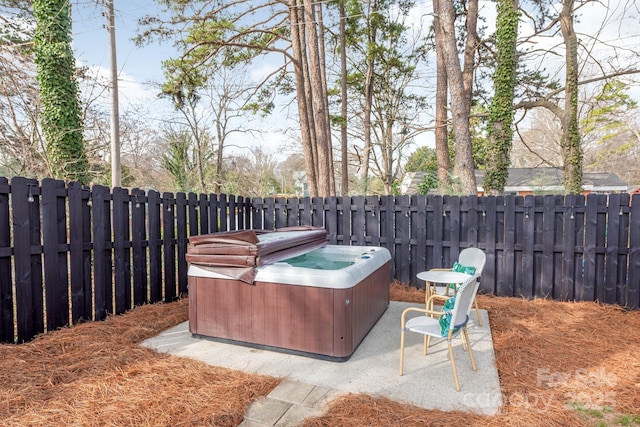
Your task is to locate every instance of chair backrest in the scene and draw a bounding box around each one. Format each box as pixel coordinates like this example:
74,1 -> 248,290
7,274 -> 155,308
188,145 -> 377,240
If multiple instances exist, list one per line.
458,248 -> 486,277
448,274 -> 481,331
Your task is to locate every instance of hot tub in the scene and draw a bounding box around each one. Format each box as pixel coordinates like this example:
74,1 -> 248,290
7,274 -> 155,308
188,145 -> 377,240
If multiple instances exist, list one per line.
188,243 -> 391,361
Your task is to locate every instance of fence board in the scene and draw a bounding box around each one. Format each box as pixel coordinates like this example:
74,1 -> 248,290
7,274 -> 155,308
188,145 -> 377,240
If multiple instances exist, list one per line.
561,194 -> 578,301
604,193 -> 621,305
92,185 -> 112,319
521,195 -> 535,298
448,196 -> 461,261
429,196 -> 444,268
326,197 -> 337,244
395,195 -> 410,283
177,192 -> 188,295
264,197 -> 275,230
573,195 -> 586,301
539,195 -> 555,298
215,194 -> 224,232
595,195 -> 608,302
629,194 -> 640,309
512,196 -> 524,296
311,197 -> 324,228
112,187 -> 131,314
163,193 -> 177,301
275,197 -> 287,229
381,195 -> 395,277
501,195 -> 516,297
13,178 -> 44,341
251,197 -> 263,229
494,196 -> 505,295
300,197 -> 311,226
582,194 -> 598,301
483,196 -> 497,294
353,196 -> 365,246
617,194 -> 631,307
28,181 -> 44,333
188,193 -> 198,237
462,195 -> 479,248
340,197 -> 351,245
287,197 -> 299,228
366,196 -> 380,247
67,182 -> 88,323
410,195 -> 427,287
131,188 -> 147,306
148,190 -> 162,303
198,194 -> 209,235
551,195 -> 564,300
228,195 -> 237,231
0,177 -> 12,341
42,179 -> 69,329
241,196 -> 251,230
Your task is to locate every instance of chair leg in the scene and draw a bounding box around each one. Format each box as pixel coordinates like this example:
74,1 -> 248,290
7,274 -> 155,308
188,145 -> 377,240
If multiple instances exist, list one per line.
399,331 -> 405,376
463,329 -> 477,371
474,297 -> 483,326
447,341 -> 461,392
424,336 -> 431,354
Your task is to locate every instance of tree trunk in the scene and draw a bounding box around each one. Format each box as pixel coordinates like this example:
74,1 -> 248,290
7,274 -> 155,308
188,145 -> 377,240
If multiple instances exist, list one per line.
290,0 -> 318,196
362,0 -> 377,195
433,0 -> 451,193
436,0 -> 477,194
316,4 -> 335,194
339,0 -> 349,196
462,0 -> 479,109
560,0 -> 583,193
304,0 -> 334,196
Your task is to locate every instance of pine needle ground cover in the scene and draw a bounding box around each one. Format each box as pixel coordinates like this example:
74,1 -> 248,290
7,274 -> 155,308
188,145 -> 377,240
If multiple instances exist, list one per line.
1,283 -> 639,426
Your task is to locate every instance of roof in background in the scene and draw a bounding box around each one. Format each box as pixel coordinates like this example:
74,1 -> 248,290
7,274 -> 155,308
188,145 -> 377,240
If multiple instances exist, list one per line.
401,168 -> 629,195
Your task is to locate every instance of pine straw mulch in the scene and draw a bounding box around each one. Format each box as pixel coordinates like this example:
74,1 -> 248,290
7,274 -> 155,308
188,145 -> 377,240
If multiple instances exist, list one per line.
0,299 -> 279,426
303,284 -> 640,427
1,283 -> 639,426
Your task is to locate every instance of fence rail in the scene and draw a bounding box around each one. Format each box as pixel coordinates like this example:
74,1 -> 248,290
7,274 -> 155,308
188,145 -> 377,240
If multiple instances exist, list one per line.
1,176 -> 639,342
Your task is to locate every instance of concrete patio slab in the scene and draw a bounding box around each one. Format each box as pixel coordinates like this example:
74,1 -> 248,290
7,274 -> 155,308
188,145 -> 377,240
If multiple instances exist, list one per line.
141,301 -> 503,420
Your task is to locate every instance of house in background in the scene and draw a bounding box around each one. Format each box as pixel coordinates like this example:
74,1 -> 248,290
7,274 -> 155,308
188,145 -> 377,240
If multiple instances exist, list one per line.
401,167 -> 629,196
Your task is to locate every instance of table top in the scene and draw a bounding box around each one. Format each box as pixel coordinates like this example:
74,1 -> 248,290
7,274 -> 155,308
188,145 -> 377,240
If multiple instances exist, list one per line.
417,270 -> 472,284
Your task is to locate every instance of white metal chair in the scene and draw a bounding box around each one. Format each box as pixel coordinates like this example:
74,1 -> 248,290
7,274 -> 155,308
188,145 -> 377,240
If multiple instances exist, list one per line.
399,274 -> 480,391
428,247 -> 486,325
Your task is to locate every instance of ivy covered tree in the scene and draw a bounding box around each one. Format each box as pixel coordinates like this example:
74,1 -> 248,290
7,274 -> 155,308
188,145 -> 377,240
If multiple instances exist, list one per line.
33,0 -> 88,183
483,0 -> 519,195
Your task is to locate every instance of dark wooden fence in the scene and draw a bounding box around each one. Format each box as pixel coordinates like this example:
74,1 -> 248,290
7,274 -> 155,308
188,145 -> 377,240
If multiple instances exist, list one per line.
1,176 -> 639,342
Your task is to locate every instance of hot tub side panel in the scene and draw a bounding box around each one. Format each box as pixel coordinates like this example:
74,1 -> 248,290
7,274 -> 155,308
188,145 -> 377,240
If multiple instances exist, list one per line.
261,281 -> 335,355
330,262 -> 390,358
350,262 -> 390,351
190,275 -> 256,342
188,259 -> 390,359
190,277 -> 339,356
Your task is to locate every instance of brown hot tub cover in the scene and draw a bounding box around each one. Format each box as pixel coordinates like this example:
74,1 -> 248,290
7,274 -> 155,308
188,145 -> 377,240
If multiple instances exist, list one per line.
186,226 -> 328,283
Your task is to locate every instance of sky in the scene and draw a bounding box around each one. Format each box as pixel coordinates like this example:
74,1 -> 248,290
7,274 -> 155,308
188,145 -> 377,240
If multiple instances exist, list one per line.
72,0 -> 173,111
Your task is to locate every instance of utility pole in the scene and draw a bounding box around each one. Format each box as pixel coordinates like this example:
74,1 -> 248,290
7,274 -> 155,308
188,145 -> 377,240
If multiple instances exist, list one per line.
106,0 -> 121,187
